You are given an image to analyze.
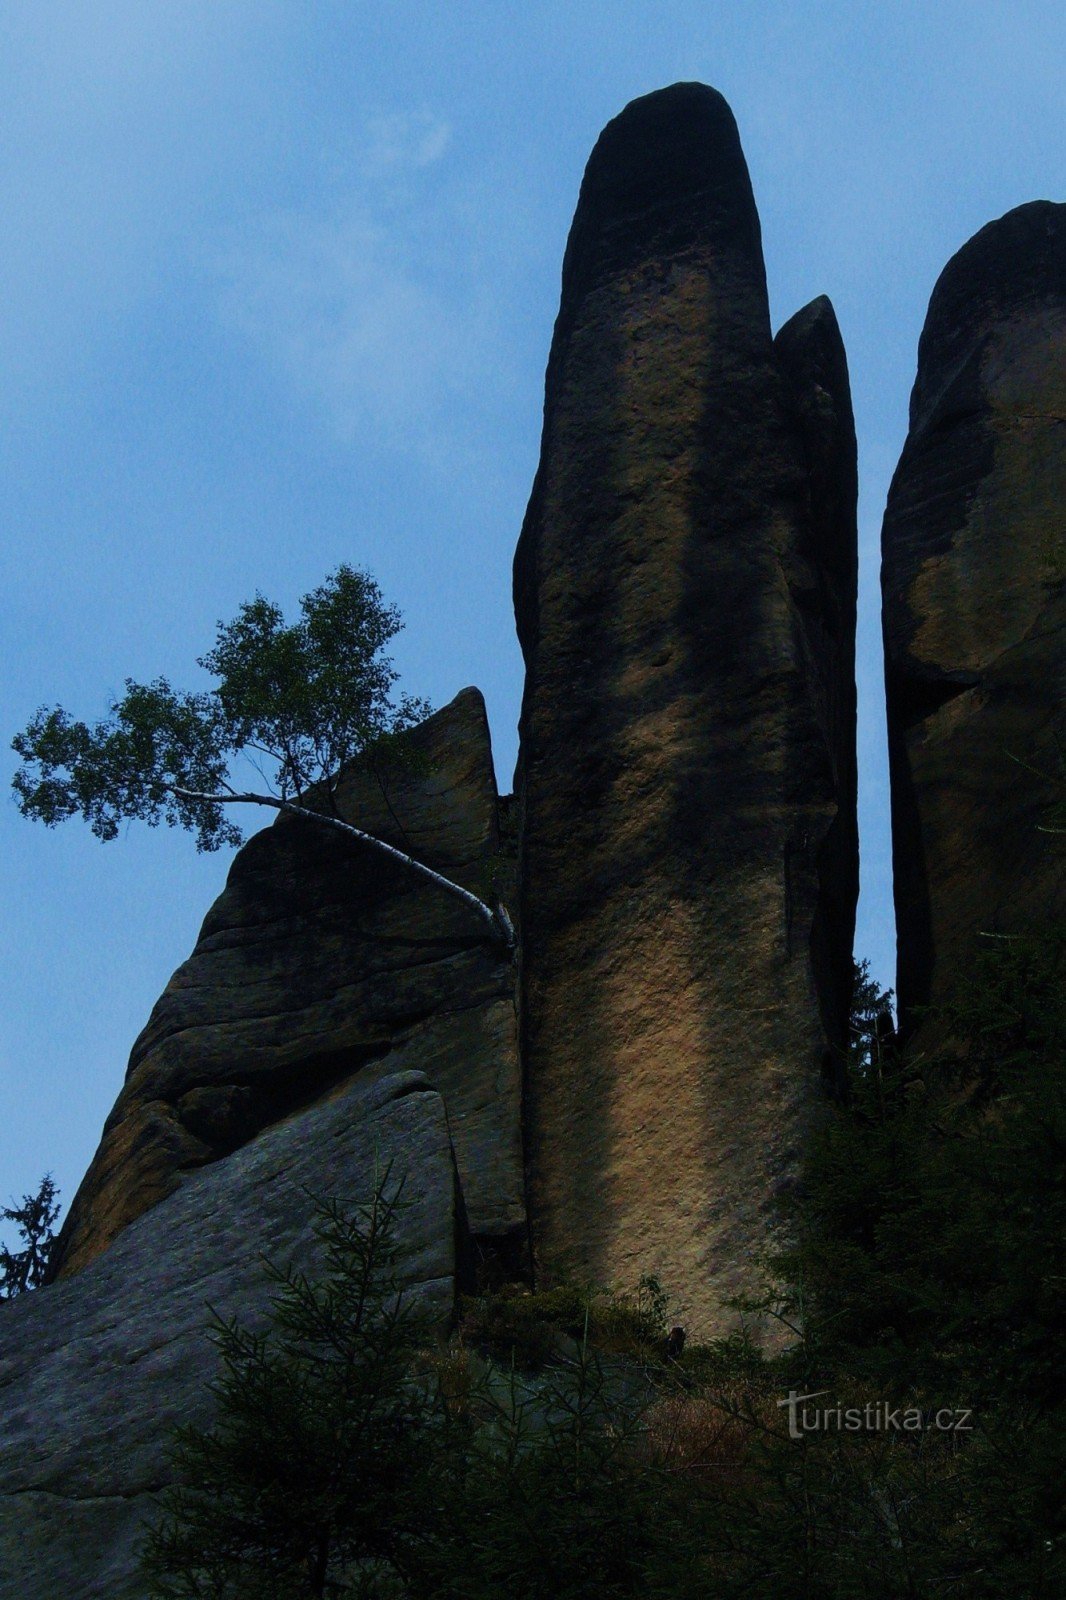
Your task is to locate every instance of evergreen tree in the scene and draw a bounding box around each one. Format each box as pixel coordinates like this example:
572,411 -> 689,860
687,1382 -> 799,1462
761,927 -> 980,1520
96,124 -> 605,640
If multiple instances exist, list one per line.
0,1174 -> 60,1298
140,1175 -> 676,1600
139,933 -> 1066,1598
140,1172 -> 439,1598
420,1335 -> 669,1600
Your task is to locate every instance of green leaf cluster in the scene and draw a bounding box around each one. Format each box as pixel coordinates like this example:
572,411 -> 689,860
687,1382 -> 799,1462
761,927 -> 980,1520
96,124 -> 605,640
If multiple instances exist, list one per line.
755,935 -> 1066,1594
13,686 -> 241,851
11,566 -> 429,853
790,936 -> 1066,1403
198,570 -> 428,809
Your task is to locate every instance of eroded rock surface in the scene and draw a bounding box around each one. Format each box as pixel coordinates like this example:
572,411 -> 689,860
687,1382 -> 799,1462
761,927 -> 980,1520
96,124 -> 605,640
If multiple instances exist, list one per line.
882,201 -> 1066,1038
49,688 -> 522,1281
0,1066 -> 454,1600
513,84 -> 858,1333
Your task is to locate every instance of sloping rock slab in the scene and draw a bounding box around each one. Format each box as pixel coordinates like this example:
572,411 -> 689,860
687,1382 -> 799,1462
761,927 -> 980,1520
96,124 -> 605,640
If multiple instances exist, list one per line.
50,687 -> 521,1279
0,1066 -> 454,1600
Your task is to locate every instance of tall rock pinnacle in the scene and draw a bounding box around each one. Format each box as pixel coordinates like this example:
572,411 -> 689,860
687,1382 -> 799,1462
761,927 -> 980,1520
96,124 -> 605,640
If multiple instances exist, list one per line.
513,84 -> 858,1332
882,202 -> 1065,1040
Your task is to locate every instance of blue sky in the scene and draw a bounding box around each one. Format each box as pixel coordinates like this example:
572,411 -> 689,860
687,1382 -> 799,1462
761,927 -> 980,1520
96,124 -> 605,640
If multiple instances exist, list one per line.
1,2 -> 1062,1243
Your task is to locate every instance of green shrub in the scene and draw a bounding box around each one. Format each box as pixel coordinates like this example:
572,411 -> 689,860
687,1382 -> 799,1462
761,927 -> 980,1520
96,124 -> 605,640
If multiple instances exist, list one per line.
460,1271 -> 671,1370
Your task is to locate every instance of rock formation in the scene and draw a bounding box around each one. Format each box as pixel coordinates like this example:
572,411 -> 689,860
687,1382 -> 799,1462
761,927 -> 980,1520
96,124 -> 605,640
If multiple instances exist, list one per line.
513,83 -> 858,1332
34,78 -> 1066,1595
0,1065 -> 455,1600
48,687 -> 523,1284
882,201 -> 1066,1039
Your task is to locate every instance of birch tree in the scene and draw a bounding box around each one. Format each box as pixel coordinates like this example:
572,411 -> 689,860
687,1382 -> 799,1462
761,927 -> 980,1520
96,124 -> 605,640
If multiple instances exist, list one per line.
12,565 -> 515,951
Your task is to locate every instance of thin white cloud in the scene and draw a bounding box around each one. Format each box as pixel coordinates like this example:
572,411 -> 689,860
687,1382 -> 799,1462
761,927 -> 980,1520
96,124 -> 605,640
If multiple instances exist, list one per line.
362,112 -> 452,176
217,114 -> 503,455
0,2 -> 293,414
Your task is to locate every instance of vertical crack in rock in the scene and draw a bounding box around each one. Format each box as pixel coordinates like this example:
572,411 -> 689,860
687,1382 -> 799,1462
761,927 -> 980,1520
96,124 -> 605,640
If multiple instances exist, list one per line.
882,201 -> 1065,1041
513,83 -> 858,1335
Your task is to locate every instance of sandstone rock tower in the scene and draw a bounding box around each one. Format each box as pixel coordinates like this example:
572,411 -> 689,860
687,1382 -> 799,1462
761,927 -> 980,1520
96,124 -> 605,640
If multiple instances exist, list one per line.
514,84 -> 859,1331
48,689 -> 523,1284
882,201 -> 1065,1039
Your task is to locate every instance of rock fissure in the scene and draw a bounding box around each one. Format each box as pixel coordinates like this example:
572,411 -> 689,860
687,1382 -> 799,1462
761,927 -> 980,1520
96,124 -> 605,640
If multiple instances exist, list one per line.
3,1484 -> 168,1504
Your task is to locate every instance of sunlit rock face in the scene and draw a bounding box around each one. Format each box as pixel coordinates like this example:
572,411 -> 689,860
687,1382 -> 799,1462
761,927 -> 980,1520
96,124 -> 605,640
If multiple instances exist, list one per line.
513,83 -> 858,1335
882,201 -> 1066,1042
0,1066 -> 455,1600
48,688 -> 523,1284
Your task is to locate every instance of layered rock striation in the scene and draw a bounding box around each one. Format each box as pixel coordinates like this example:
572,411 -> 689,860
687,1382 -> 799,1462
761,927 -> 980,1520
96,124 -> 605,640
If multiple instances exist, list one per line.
48,687 -> 523,1283
513,83 -> 858,1332
882,201 -> 1066,1039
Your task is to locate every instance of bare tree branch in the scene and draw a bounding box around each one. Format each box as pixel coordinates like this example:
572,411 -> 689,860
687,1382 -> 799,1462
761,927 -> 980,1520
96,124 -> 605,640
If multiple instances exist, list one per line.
170,784 -> 514,950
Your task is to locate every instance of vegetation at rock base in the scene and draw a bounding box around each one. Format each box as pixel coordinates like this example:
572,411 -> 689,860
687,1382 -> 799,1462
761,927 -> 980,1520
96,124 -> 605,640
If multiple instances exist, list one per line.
747,933 -> 1066,1597
140,1171 -> 436,1598
139,1171 -> 670,1599
460,1271 -> 673,1371
787,936 -> 1066,1405
143,929 -> 1066,1597
11,564 -> 514,950
0,1174 -> 60,1299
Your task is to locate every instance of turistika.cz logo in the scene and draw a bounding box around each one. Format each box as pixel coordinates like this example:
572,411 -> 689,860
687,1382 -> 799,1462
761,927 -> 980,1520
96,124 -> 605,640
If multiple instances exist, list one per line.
777,1390 -> 974,1441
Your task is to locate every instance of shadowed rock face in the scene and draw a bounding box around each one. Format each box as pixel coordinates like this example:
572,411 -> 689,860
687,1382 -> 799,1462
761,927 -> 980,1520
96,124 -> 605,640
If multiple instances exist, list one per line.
774,295 -> 860,1069
48,688 -> 522,1282
513,83 -> 858,1333
0,1067 -> 455,1600
882,201 -> 1066,1039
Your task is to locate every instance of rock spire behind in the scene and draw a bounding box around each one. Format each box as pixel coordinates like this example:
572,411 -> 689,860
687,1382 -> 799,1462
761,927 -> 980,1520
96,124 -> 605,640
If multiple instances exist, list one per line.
513,83 -> 859,1334
882,201 -> 1066,1040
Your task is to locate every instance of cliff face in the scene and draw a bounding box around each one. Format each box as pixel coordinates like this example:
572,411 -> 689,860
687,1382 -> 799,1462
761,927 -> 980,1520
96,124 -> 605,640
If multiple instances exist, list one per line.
513,84 -> 858,1332
882,202 -> 1066,1039
49,687 -> 523,1284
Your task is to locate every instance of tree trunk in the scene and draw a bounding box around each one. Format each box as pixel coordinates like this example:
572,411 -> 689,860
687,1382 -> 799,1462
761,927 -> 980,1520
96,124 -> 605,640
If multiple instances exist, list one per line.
172,785 -> 516,953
